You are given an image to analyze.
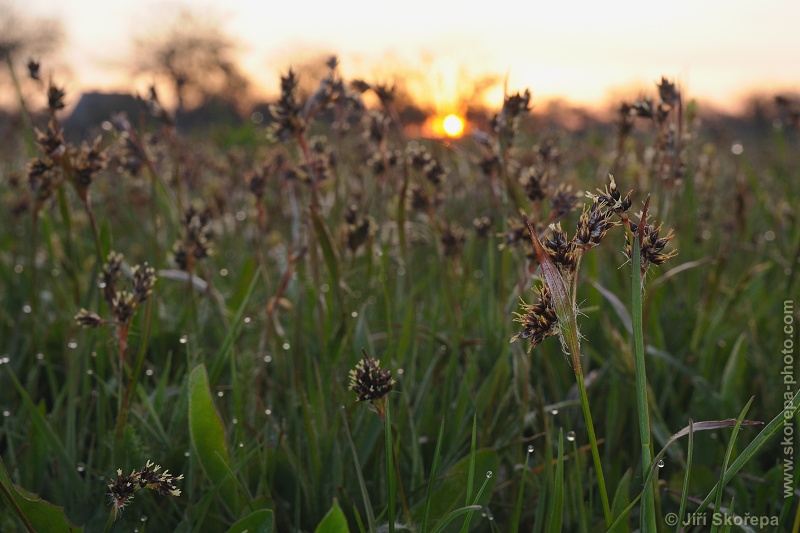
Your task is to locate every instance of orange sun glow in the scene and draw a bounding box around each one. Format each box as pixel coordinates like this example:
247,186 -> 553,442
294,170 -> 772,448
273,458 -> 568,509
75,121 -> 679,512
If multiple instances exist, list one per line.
442,114 -> 465,137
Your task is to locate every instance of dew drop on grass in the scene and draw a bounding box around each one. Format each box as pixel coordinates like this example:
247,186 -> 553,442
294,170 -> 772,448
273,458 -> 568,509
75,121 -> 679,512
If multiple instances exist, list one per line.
219,268 -> 229,277
145,369 -> 154,376
14,264 -> 23,274
238,442 -> 244,448
67,340 -> 78,349
527,445 -> 534,453
3,411 -> 10,417
657,459 -> 665,468
51,269 -> 59,277
140,516 -> 148,523
179,335 -> 188,344
22,304 -> 31,314
77,464 -> 85,473
232,418 -> 238,424
486,471 -> 493,478
351,311 -> 358,318
217,391 -> 224,398
282,342 -> 290,350
235,211 -> 246,221
265,409 -> 272,415
184,451 -> 190,457
263,354 -> 272,363
36,353 -> 44,360
566,431 -> 576,442
550,409 -> 559,415
243,316 -> 251,324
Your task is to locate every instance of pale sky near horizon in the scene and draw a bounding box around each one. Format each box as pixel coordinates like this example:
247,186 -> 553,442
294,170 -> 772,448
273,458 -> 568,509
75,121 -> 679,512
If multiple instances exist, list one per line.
9,0 -> 800,113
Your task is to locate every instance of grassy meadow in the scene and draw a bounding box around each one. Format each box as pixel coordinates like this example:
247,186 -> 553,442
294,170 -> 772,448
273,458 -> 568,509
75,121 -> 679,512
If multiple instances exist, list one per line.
1,61 -> 799,532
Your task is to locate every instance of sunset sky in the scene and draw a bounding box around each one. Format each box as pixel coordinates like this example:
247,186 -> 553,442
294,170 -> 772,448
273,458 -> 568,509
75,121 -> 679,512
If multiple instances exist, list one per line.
9,0 -> 800,113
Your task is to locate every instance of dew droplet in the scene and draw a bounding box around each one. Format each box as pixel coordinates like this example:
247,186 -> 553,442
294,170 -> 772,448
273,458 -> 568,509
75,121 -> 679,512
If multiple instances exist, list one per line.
397,267 -> 406,276
36,353 -> 44,360
76,464 -> 85,473
3,410 -> 10,417
486,471 -> 493,478
566,431 -> 576,442
140,516 -> 148,522
550,409 -> 559,415
145,369 -> 154,376
217,391 -> 224,397
232,418 -> 238,424
527,445 -> 534,453
235,211 -> 246,221
179,335 -> 188,344
238,442 -> 244,448
282,342 -> 290,350
219,268 -> 229,277
22,304 -> 32,314
265,408 -> 272,415
67,340 -> 78,349
243,316 -> 251,324
350,311 -> 358,318
14,264 -> 23,274
51,268 -> 60,277
657,459 -> 665,468
263,354 -> 272,363
184,451 -> 190,457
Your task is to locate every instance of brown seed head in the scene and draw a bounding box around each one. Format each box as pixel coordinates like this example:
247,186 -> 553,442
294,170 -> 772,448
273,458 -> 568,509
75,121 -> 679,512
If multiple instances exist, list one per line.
348,356 -> 395,403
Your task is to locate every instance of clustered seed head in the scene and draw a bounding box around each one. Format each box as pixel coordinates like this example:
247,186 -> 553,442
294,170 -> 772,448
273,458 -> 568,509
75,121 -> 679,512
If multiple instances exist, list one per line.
549,183 -> 580,222
519,166 -> 546,202
71,136 -> 107,190
27,59 -> 40,81
590,174 -> 632,216
364,109 -> 390,144
173,206 -> 213,271
102,251 -> 125,307
407,144 -> 447,186
575,199 -> 617,249
625,220 -> 678,272
74,308 -> 103,328
510,285 -> 559,351
35,119 -> 66,159
27,156 -> 63,209
111,291 -> 137,324
108,460 -> 183,519
131,263 -> 157,304
79,252 -> 156,329
493,89 -> 532,146
543,223 -> 578,276
269,68 -> 304,142
348,357 -> 395,403
343,204 -> 376,254
440,222 -> 467,258
472,216 -> 493,237
47,81 -> 66,113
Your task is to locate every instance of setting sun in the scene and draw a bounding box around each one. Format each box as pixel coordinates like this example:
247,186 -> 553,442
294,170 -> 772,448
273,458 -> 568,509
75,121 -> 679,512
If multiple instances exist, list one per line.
442,114 -> 465,137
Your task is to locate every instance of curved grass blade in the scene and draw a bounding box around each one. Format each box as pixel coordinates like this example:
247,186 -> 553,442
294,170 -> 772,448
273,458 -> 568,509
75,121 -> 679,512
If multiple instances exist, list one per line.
188,364 -> 240,515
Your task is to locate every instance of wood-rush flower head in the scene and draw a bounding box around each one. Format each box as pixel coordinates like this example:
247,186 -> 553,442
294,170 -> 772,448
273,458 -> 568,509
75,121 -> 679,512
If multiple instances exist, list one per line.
348,352 -> 395,404
510,285 -> 559,350
521,214 -> 583,372
107,461 -> 183,520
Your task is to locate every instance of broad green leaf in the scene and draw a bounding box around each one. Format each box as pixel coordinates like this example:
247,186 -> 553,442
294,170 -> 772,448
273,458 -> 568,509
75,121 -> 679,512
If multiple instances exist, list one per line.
314,499 -> 350,533
224,509 -> 274,533
0,456 -> 83,532
189,364 -> 240,514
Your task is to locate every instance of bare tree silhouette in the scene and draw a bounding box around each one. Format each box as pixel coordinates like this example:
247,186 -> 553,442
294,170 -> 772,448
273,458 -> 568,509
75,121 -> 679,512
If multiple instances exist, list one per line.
132,10 -> 248,113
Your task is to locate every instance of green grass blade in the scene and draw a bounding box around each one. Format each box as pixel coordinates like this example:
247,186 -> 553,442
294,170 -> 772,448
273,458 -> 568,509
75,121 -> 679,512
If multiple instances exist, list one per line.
510,445 -> 533,532
340,407 -> 376,533
385,399 -> 395,533
225,509 -> 274,533
422,417 -> 447,533
547,428 -> 564,533
675,420 -> 694,532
